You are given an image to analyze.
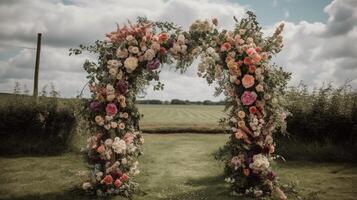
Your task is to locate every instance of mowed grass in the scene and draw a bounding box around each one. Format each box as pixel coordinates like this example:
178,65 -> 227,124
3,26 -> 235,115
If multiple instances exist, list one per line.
1,134 -> 356,200
138,104 -> 225,132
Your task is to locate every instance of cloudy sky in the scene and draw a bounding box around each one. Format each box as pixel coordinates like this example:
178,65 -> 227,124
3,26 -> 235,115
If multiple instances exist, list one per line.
0,0 -> 356,100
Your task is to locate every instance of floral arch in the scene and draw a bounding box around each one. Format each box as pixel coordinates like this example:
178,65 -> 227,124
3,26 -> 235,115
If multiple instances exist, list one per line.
71,11 -> 290,199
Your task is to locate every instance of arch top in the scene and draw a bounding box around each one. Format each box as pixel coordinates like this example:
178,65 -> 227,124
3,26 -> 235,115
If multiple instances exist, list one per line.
72,11 -> 290,199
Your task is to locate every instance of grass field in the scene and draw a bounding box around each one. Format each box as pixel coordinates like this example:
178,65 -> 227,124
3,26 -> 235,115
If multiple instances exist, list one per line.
1,134 -> 356,200
138,104 -> 225,132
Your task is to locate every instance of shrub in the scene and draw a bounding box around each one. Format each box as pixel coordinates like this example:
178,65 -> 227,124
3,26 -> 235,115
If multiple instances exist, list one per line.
0,95 -> 76,155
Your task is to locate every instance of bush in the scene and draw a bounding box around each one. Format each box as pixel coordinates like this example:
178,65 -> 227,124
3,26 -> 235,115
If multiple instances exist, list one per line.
0,95 -> 76,155
285,83 -> 357,145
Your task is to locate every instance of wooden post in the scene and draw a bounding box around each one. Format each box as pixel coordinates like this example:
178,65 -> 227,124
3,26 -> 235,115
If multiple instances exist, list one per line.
33,33 -> 42,98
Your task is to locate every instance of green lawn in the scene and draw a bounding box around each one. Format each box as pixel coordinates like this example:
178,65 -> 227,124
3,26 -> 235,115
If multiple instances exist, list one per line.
1,134 -> 356,200
138,104 -> 225,132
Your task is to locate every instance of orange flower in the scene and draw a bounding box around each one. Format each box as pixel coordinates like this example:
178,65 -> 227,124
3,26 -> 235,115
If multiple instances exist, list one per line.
158,32 -> 169,42
238,111 -> 246,119
103,175 -> 113,185
114,179 -> 122,188
249,106 -> 257,114
242,74 -> 255,88
238,120 -> 245,128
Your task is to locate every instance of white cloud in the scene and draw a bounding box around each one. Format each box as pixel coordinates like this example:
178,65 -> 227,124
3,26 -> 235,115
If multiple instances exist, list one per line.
272,0 -> 357,89
0,0 -> 356,100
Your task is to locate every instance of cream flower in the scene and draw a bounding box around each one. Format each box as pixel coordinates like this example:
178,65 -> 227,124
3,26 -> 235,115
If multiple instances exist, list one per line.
106,84 -> 115,94
116,49 -> 128,58
249,154 -> 270,171
109,68 -> 118,76
82,182 -> 92,190
107,60 -> 119,68
112,137 -> 127,154
144,49 -> 155,61
124,57 -> 138,73
105,139 -> 113,147
106,94 -> 116,102
177,34 -> 185,45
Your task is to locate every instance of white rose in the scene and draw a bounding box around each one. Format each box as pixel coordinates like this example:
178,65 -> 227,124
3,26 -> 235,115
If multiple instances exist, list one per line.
249,154 -> 269,171
177,34 -> 185,45
112,137 -> 127,154
105,115 -> 113,121
206,47 -> 215,55
124,56 -> 138,73
82,182 -> 92,190
104,124 -> 111,130
105,139 -> 113,147
111,121 -> 118,128
144,49 -> 155,61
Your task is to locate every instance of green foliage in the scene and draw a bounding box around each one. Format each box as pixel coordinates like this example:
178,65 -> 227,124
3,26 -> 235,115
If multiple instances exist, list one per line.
285,82 -> 356,145
0,95 -> 76,155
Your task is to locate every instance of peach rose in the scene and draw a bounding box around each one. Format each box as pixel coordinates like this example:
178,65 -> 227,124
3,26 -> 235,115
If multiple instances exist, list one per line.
124,56 -> 138,73
103,175 -> 113,185
238,111 -> 246,119
256,84 -> 264,92
242,74 -> 255,88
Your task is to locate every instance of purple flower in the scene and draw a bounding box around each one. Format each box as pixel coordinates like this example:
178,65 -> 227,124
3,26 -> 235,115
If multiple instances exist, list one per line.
116,80 -> 128,95
267,170 -> 277,180
90,101 -> 102,111
146,59 -> 161,70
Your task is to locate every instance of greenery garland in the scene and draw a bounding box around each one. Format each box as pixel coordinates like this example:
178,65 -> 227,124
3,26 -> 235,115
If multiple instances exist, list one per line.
70,11 -> 290,199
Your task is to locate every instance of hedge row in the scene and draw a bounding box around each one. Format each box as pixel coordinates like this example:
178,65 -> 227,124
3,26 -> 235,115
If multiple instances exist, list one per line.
0,96 -> 76,155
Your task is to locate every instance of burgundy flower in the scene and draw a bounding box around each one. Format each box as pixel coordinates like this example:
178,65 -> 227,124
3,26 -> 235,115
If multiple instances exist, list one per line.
116,80 -> 128,95
146,59 -> 160,70
267,170 -> 277,180
90,101 -> 102,111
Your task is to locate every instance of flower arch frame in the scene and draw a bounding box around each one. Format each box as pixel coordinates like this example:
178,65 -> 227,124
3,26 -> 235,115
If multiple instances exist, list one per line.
71,11 -> 291,199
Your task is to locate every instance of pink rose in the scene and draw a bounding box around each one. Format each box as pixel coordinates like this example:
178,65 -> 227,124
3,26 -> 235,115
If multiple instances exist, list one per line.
246,47 -> 256,56
106,103 -> 118,116
123,132 -> 134,144
241,91 -> 257,106
252,54 -> 261,63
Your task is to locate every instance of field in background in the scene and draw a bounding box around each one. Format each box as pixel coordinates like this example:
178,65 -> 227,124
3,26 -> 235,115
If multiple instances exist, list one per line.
138,104 -> 225,132
1,134 -> 356,200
